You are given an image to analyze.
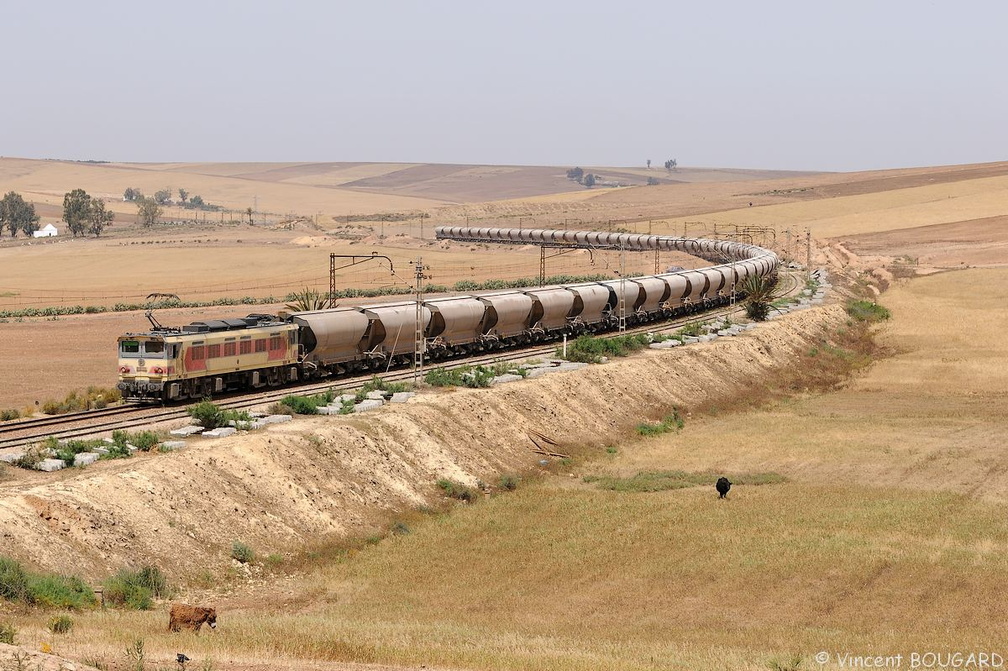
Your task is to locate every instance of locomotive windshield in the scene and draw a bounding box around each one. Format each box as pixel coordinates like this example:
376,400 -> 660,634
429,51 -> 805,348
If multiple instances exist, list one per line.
120,340 -> 140,357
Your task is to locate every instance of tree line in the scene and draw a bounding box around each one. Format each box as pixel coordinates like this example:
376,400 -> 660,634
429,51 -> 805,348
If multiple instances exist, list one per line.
123,186 -> 217,211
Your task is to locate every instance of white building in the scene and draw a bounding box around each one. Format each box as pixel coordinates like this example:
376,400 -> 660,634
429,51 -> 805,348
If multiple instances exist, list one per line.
33,224 -> 58,238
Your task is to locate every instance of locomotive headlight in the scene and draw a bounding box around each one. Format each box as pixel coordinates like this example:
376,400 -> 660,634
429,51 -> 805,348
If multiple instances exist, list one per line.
119,365 -> 132,374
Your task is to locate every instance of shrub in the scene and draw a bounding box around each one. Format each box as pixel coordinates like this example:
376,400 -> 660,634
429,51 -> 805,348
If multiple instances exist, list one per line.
186,401 -> 251,428
48,614 -> 74,634
0,408 -> 19,421
281,390 -> 335,415
102,565 -> 169,611
436,479 -> 477,503
0,622 -> 14,644
560,333 -> 651,363
187,400 -> 223,428
232,541 -> 255,564
498,474 -> 520,491
10,565 -> 94,609
14,444 -> 49,470
129,431 -> 160,452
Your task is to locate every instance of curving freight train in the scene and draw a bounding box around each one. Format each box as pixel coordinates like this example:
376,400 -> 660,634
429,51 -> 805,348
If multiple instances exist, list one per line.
116,227 -> 778,403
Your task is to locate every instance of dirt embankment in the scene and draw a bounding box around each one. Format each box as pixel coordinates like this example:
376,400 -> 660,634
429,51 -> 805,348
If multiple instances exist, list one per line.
0,306 -> 848,581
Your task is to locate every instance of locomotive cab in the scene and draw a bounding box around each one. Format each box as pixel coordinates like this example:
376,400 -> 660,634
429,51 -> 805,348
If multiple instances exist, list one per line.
117,335 -> 179,401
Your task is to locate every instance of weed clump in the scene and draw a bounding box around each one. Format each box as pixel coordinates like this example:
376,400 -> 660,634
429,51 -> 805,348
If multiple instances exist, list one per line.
636,409 -> 685,437
560,333 -> 651,363
436,479 -> 477,503
102,565 -> 171,610
232,541 -> 255,564
846,299 -> 891,323
0,621 -> 15,644
0,556 -> 95,609
187,400 -> 252,428
48,614 -> 74,634
280,389 -> 336,415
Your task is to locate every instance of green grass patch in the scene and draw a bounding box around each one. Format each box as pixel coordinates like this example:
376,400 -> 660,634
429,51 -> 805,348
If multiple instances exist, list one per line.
582,470 -> 786,493
635,409 -> 685,436
846,299 -> 891,323
0,556 -> 95,609
425,363 -> 524,388
559,333 -> 652,363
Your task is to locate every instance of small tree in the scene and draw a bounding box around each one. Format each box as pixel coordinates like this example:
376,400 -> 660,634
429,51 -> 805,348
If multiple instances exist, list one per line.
1,191 -> 40,238
246,206 -> 253,224
136,197 -> 162,228
190,195 -> 205,208
123,187 -> 138,202
153,188 -> 171,205
646,159 -> 651,169
583,173 -> 596,188
566,167 -> 584,182
62,189 -> 92,237
740,274 -> 781,321
89,198 -> 114,237
177,188 -> 188,204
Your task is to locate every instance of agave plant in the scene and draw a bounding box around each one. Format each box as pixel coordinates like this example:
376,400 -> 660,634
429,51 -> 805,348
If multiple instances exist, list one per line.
739,274 -> 781,321
284,287 -> 331,312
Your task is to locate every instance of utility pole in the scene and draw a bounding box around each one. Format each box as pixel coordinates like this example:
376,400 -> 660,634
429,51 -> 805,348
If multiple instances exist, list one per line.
618,243 -> 627,333
806,229 -> 812,281
412,257 -> 430,385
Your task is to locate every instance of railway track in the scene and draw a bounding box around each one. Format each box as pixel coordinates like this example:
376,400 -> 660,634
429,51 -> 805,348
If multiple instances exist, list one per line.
0,271 -> 806,452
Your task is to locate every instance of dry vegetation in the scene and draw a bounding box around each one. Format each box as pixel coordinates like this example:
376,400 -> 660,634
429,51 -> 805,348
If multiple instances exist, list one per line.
1,159 -> 1007,670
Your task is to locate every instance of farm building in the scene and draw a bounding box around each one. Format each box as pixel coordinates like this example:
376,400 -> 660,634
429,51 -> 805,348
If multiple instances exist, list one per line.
33,224 -> 58,238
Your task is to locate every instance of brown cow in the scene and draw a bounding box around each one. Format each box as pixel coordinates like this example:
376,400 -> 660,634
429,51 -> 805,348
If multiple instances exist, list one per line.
168,604 -> 217,633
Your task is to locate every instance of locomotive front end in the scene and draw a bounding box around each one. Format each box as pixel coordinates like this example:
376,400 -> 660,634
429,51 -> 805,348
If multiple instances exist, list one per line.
117,334 -> 178,402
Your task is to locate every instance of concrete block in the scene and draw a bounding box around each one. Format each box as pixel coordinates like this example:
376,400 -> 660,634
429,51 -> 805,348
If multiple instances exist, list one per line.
38,459 -> 66,472
263,414 -> 293,424
0,451 -> 25,464
73,452 -> 100,467
365,390 -> 386,400
682,336 -> 700,344
93,446 -> 109,455
317,405 -> 345,415
491,374 -> 524,385
390,392 -> 415,403
170,425 -> 204,437
202,427 -> 237,438
159,441 -> 186,451
353,399 -> 384,413
556,362 -> 589,372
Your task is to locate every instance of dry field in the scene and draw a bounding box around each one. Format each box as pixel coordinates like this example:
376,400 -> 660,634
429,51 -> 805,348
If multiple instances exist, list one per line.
1,159 -> 1007,670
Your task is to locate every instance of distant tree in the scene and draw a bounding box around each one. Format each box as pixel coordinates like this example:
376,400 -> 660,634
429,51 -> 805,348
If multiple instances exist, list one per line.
583,173 -> 596,188
646,159 -> 651,170
89,198 -> 114,237
664,158 -> 677,172
1,191 -> 41,238
123,187 -> 137,202
566,167 -> 584,182
137,197 -> 162,228
189,195 -> 205,208
154,188 -> 172,205
62,189 -> 92,237
647,176 -> 660,186
177,188 -> 188,204
246,206 -> 253,224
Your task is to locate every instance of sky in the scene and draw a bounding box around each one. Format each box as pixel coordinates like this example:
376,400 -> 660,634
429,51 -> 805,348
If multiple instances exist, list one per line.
1,0 -> 1005,172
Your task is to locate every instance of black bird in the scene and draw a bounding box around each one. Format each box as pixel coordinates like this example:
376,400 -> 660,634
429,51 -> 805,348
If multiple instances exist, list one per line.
715,477 -> 732,499
177,653 -> 191,670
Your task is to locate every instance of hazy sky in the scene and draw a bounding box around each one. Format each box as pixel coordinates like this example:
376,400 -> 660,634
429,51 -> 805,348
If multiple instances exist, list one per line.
2,0 -> 1004,172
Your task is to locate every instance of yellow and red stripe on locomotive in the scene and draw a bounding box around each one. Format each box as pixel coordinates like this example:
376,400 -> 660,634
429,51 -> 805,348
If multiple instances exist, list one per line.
117,317 -> 299,402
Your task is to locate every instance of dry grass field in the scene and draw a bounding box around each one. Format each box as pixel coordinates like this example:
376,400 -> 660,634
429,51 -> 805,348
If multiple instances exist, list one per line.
1,158 -> 1007,670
